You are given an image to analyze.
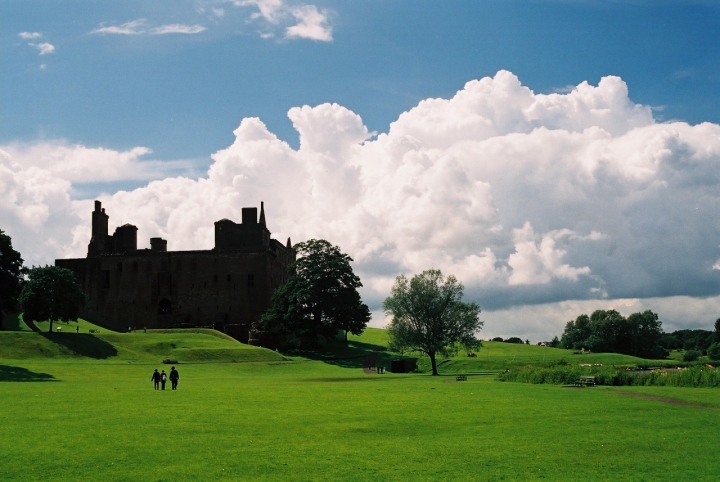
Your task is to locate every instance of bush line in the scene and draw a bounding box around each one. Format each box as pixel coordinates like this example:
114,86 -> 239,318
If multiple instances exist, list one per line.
496,364 -> 720,388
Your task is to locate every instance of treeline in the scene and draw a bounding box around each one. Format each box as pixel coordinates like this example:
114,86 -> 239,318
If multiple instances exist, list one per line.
560,310 -> 720,359
659,329 -> 717,352
560,310 -> 667,359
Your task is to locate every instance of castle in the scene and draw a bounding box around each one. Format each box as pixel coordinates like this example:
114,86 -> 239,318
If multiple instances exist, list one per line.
55,201 -> 294,343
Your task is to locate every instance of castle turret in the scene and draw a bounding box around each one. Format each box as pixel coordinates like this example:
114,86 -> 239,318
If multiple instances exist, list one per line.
215,204 -> 271,250
259,201 -> 266,226
113,224 -> 138,253
88,200 -> 109,257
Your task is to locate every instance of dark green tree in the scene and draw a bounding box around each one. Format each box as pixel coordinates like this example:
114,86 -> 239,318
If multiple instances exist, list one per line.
625,310 -> 664,358
18,266 -> 85,333
258,239 -> 370,347
383,269 -> 483,376
560,314 -> 591,349
707,342 -> 720,362
0,229 -> 26,329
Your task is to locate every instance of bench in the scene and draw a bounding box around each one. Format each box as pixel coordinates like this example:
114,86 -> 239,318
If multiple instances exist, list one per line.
456,375 -> 467,382
575,376 -> 596,387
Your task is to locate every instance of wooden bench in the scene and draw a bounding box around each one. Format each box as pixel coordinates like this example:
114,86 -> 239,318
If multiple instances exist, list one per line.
456,375 -> 467,382
575,376 -> 595,387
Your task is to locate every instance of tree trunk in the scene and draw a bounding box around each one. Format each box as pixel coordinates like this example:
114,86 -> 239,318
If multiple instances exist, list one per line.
49,319 -> 54,333
345,330 -> 348,342
429,351 -> 438,376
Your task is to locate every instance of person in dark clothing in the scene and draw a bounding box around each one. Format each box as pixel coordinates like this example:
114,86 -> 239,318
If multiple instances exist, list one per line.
169,366 -> 179,390
160,370 -> 167,390
151,369 -> 161,390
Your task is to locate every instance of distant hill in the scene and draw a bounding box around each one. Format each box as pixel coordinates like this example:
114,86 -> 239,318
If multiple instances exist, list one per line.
349,329 -> 676,373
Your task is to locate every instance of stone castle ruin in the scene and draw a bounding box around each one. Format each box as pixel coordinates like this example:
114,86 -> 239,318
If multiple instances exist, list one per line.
56,201 -> 294,343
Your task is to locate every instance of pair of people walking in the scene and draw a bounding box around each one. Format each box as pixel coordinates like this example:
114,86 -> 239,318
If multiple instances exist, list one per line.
151,366 -> 179,390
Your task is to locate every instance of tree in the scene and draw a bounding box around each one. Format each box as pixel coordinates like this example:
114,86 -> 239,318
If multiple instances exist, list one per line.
258,239 -> 371,348
708,343 -> 720,362
383,269 -> 483,376
18,266 -> 85,333
715,318 -> 720,343
0,229 -> 26,329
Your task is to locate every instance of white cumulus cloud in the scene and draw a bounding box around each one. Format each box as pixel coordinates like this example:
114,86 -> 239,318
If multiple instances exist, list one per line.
4,71 -> 720,335
19,32 -> 42,40
286,5 -> 332,41
233,0 -> 333,41
30,42 -> 55,55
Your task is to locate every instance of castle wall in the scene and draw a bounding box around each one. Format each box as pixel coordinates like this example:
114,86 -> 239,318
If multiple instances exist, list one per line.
56,201 -> 293,338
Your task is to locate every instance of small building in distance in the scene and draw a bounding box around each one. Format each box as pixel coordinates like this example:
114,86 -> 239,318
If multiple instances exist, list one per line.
55,200 -> 294,343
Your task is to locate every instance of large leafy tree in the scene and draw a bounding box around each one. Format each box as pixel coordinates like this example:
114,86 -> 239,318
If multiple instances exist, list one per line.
258,239 -> 370,348
383,269 -> 483,376
559,309 -> 666,358
0,229 -> 26,329
19,266 -> 85,333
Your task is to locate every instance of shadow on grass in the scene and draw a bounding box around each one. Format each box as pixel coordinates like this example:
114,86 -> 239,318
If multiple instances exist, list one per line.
0,365 -> 57,382
39,333 -> 118,359
286,340 -> 404,370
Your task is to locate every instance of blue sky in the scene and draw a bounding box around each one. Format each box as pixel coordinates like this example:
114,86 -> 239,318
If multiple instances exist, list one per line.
3,1 -> 720,338
5,1 -> 719,163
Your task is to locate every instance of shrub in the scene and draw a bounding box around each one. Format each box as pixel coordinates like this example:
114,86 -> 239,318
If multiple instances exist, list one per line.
492,337 -> 503,342
505,337 -> 523,344
683,350 -> 701,362
707,343 -> 720,361
496,365 -> 720,388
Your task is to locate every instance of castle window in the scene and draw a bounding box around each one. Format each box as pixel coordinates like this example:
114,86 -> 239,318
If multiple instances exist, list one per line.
247,274 -> 255,288
192,284 -> 195,289
101,270 -> 110,289
117,263 -> 123,273
227,274 -> 231,282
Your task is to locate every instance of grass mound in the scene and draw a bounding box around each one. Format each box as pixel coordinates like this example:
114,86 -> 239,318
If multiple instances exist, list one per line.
0,330 -> 284,364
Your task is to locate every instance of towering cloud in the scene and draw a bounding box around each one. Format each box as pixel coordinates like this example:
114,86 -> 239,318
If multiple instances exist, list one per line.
3,71 -> 720,335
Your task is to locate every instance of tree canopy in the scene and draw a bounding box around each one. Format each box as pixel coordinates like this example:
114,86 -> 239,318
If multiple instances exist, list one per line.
0,229 -> 26,328
560,309 -> 667,359
19,265 -> 85,333
383,269 -> 483,375
258,239 -> 371,348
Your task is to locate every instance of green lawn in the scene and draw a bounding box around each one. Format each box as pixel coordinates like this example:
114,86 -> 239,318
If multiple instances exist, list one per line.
1,328 -> 718,480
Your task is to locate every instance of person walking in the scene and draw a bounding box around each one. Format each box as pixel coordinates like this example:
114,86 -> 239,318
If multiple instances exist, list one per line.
170,366 -> 180,390
151,369 -> 161,390
160,370 -> 167,390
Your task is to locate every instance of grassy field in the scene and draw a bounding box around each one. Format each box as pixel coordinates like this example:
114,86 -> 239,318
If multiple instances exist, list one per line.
1,325 -> 719,480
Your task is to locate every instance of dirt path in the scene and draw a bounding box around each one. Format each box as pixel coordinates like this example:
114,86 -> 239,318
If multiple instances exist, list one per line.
614,391 -> 718,410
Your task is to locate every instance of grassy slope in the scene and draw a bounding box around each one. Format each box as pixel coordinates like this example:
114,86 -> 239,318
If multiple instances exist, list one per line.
350,329 -> 676,373
1,326 -> 718,480
0,329 -> 284,364
1,359 -> 719,481
1,312 -> 32,331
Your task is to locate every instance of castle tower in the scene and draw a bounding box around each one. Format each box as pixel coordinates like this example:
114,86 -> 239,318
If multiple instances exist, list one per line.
88,201 -> 109,257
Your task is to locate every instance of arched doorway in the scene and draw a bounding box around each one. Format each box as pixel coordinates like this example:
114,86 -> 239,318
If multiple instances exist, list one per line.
158,298 -> 172,315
